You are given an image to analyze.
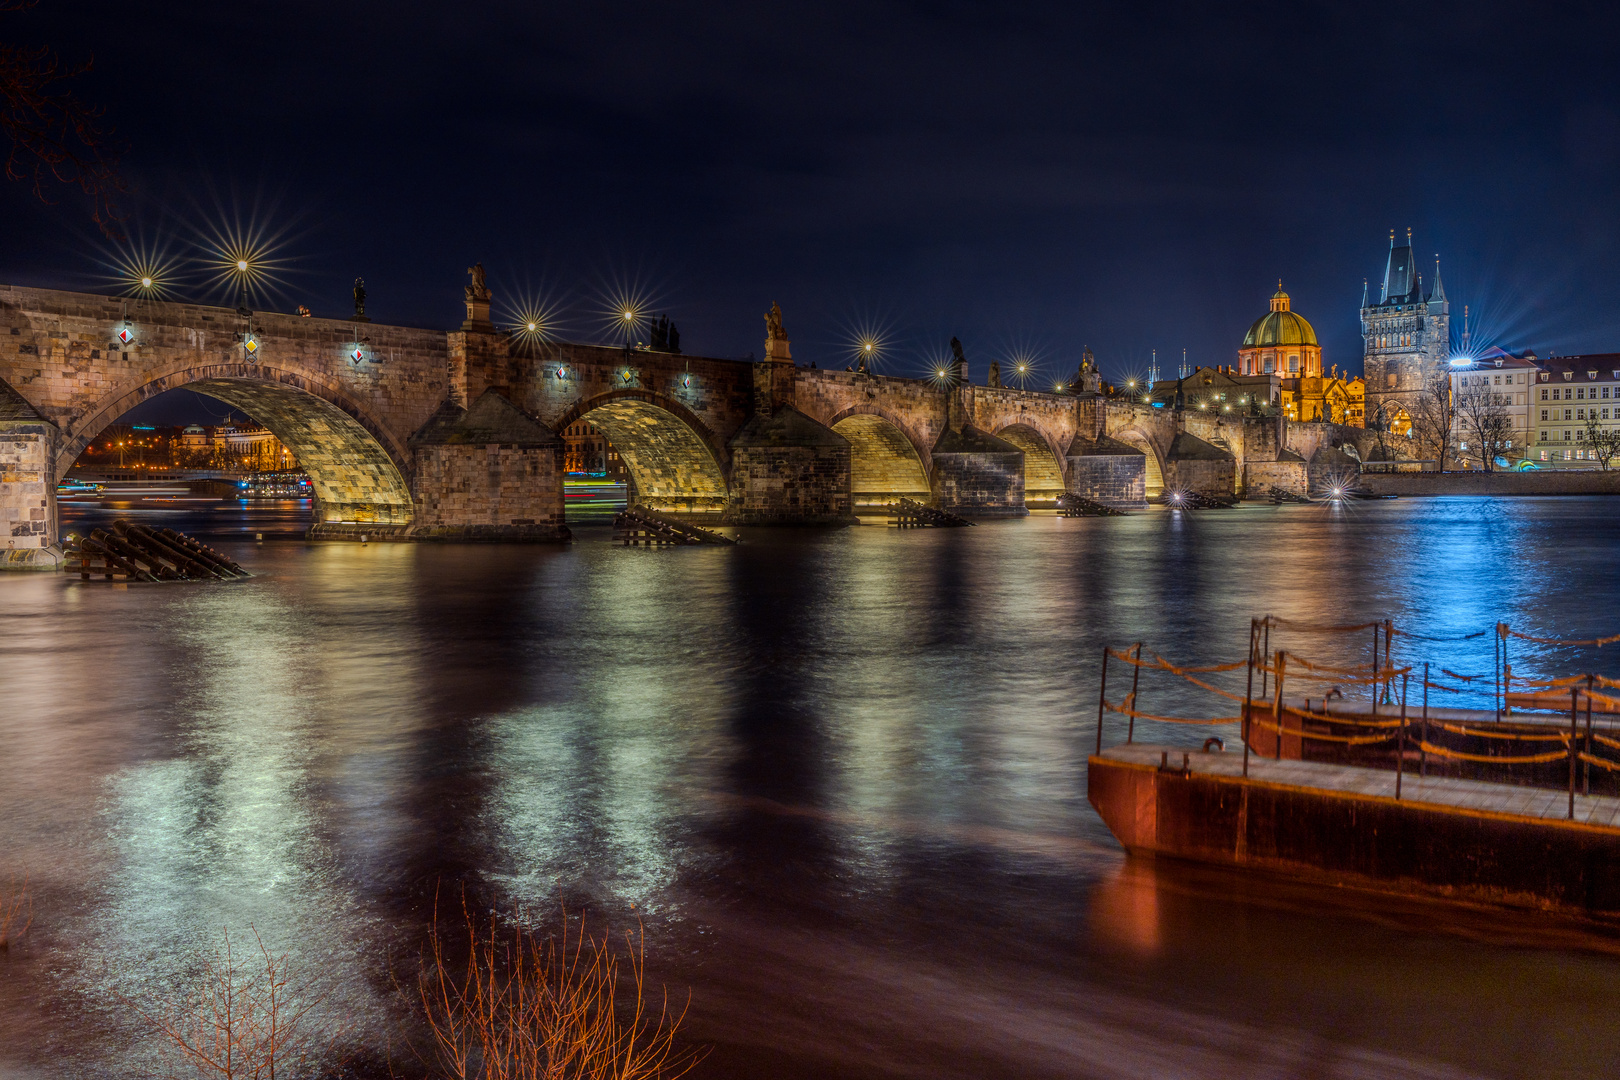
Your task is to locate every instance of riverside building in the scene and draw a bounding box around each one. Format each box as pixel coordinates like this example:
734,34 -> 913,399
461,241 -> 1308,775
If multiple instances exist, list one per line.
1531,354 -> 1620,465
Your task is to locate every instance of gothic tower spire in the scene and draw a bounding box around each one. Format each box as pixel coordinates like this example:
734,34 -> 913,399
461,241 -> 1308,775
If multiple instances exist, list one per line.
1431,255 -> 1446,302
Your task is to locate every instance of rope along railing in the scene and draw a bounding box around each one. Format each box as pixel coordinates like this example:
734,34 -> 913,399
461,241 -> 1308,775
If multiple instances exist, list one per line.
1095,619 -> 1620,818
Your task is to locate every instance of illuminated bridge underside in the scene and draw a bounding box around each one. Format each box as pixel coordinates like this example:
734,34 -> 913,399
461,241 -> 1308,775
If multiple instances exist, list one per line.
583,399 -> 728,513
1114,431 -> 1164,497
832,414 -> 930,508
996,425 -> 1065,507
189,379 -> 414,524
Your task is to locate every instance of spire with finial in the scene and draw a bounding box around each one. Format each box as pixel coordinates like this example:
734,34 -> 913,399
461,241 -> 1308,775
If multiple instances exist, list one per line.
1361,278 -> 1368,307
1431,255 -> 1446,303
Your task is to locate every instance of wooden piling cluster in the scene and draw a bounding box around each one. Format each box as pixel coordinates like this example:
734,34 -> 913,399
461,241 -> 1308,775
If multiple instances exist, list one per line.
1267,486 -> 1312,505
69,520 -> 249,581
888,497 -> 974,528
612,506 -> 738,546
1057,492 -> 1126,517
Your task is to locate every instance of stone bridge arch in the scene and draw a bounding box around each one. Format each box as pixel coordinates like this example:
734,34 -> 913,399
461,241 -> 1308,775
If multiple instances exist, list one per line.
1109,427 -> 1168,498
992,422 -> 1066,507
63,360 -> 416,526
555,388 -> 730,513
825,405 -> 932,509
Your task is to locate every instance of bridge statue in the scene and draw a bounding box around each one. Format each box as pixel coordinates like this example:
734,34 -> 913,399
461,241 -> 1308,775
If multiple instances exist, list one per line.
988,359 -> 1001,388
352,277 -> 368,322
763,301 -> 790,362
465,263 -> 491,303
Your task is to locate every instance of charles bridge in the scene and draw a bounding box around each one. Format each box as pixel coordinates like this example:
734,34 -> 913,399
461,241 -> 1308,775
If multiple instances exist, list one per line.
0,280 -> 1378,567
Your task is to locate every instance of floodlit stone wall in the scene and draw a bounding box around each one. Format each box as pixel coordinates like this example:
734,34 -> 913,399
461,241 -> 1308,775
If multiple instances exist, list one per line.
0,420 -> 54,565
409,443 -> 569,539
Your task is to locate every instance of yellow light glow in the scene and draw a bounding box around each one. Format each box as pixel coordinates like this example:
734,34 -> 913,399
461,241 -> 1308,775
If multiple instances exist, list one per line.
236,260 -> 249,272
527,322 -> 537,331
141,277 -> 153,288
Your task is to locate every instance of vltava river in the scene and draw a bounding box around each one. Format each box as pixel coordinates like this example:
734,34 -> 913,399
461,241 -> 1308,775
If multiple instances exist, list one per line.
4,498 -> 1620,1078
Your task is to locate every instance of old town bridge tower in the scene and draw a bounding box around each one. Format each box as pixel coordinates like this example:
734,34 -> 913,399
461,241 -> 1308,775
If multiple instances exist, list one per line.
1361,229 -> 1450,430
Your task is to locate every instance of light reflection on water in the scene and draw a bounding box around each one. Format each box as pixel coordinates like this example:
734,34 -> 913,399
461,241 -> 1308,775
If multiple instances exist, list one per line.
2,498 -> 1620,1077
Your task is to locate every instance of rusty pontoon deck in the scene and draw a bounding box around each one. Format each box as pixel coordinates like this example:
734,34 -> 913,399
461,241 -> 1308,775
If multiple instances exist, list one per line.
1089,742 -> 1620,916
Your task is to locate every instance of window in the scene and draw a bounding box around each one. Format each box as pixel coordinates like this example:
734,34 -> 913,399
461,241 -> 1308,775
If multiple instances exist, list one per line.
1541,431 -> 1549,443
1579,388 -> 1587,400
1494,375 -> 1501,385
1565,430 -> 1573,440
1565,409 -> 1573,420
1289,356 -> 1299,372
1542,388 -> 1549,400
1541,409 -> 1549,420
1541,450 -> 1549,460
1263,358 -> 1274,374
1607,408 -> 1613,420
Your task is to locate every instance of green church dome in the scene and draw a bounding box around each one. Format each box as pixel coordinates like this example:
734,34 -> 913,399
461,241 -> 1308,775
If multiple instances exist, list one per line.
1242,289 -> 1318,348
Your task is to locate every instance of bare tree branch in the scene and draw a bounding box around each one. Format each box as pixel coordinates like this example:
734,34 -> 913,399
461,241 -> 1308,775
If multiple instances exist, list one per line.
0,0 -> 125,237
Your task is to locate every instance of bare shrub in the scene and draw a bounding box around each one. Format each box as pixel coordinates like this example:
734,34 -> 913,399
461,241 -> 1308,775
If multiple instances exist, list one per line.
0,874 -> 30,948
412,892 -> 703,1080
119,926 -> 349,1079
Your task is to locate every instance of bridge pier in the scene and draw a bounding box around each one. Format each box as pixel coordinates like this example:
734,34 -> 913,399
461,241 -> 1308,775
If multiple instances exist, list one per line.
0,386 -> 61,569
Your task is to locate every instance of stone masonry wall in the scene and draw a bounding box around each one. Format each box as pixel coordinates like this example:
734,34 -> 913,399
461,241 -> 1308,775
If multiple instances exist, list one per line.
1067,453 -> 1146,510
932,451 -> 1026,516
0,421 -> 54,565
727,444 -> 853,524
1165,458 -> 1236,497
408,442 -> 569,539
1243,460 -> 1308,498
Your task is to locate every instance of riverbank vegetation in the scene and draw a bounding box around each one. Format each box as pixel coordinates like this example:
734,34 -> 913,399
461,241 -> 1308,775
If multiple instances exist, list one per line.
113,898 -> 703,1079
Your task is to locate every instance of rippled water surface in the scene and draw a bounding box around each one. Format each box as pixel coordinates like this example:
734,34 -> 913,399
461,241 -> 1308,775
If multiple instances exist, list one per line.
5,497 -> 1620,1079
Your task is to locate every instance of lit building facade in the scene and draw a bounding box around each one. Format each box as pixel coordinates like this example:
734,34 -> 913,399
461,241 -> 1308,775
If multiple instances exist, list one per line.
1362,230 -> 1450,432
1531,354 -> 1620,466
1231,286 -> 1360,425
1449,352 -> 1536,467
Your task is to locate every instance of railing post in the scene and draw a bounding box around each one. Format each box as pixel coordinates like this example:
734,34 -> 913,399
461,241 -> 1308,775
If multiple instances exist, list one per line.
1586,674 -> 1595,797
1371,623 -> 1380,715
1273,650 -> 1287,760
1420,661 -> 1429,779
1261,619 -> 1271,699
1126,642 -> 1143,745
1395,672 -> 1408,800
1244,622 -> 1255,779
1095,645 -> 1111,756
1384,619 -> 1394,704
1570,686 -> 1579,820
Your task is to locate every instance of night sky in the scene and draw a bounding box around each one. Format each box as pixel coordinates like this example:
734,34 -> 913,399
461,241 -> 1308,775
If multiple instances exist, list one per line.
5,0 -> 1620,413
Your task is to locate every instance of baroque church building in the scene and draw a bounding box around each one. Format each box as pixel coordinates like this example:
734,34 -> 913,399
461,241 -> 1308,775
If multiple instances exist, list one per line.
1361,229 -> 1450,430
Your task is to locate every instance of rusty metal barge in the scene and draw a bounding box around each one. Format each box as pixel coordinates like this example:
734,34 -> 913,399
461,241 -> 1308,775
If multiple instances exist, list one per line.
1087,618 -> 1620,919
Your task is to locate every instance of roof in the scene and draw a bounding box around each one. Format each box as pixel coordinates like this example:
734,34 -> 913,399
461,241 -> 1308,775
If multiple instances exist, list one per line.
932,425 -> 1022,456
1241,290 -> 1318,348
1166,431 -> 1234,461
0,376 -> 47,423
1536,354 -> 1620,382
1452,355 -> 1541,373
729,405 -> 848,447
409,389 -> 561,446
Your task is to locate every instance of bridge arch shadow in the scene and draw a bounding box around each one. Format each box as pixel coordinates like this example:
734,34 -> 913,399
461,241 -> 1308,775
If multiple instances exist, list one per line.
993,423 -> 1066,508
827,406 -> 931,510
556,389 -> 730,514
63,363 -> 416,526
1111,429 -> 1166,498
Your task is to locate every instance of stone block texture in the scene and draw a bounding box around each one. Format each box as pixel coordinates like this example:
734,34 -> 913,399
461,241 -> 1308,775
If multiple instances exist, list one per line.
930,425 -> 1026,516
726,406 -> 854,525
